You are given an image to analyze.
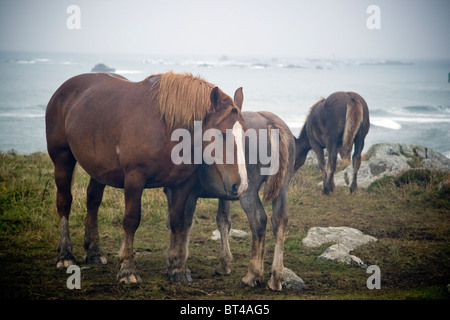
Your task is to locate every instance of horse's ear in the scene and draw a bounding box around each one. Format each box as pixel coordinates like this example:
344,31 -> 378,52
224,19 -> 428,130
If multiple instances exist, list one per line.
234,87 -> 244,110
210,87 -> 222,110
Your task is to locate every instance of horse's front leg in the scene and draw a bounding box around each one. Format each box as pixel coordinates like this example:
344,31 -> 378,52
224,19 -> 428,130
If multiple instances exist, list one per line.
215,198 -> 233,275
166,176 -> 197,282
310,142 -> 328,194
239,190 -> 267,288
117,170 -> 145,283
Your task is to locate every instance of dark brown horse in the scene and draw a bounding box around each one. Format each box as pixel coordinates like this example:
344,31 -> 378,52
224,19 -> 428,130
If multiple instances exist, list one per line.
165,88 -> 295,290
294,91 -> 370,194
45,71 -> 248,283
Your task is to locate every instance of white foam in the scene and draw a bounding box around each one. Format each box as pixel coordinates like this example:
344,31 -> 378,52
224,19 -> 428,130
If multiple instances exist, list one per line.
115,69 -> 142,75
370,118 -> 402,130
0,112 -> 44,118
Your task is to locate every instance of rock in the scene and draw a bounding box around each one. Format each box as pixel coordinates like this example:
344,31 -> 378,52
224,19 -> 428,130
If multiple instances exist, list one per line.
332,143 -> 450,188
211,229 -> 249,240
302,226 -> 377,268
91,63 -> 115,72
318,244 -> 366,267
282,267 -> 305,290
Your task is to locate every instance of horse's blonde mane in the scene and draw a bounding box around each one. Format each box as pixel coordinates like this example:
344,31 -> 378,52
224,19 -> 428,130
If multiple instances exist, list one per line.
150,72 -> 216,131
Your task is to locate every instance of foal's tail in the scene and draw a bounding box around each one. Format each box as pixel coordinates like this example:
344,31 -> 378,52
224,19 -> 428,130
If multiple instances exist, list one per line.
341,98 -> 363,159
263,123 -> 290,202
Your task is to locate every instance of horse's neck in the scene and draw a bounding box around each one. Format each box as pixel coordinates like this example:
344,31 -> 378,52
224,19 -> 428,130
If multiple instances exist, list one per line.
294,126 -> 311,171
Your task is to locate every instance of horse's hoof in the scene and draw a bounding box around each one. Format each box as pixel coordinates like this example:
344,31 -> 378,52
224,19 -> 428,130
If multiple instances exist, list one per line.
267,278 -> 282,291
85,254 -> 107,265
118,273 -> 142,284
239,279 -> 261,288
56,259 -> 76,269
215,264 -> 231,276
167,271 -> 193,282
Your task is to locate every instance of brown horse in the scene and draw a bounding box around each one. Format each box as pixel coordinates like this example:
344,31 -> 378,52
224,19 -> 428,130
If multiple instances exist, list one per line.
165,88 -> 295,290
294,91 -> 370,194
45,71 -> 248,283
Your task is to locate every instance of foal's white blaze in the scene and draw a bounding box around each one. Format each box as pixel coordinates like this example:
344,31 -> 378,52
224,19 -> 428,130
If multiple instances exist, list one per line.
232,121 -> 248,195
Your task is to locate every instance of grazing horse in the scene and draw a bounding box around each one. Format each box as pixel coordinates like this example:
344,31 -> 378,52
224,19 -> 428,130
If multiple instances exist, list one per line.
165,88 -> 295,290
294,91 -> 370,194
45,71 -> 248,283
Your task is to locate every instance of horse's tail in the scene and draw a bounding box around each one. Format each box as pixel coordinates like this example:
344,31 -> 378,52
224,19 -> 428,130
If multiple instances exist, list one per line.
341,97 -> 363,159
263,123 -> 290,203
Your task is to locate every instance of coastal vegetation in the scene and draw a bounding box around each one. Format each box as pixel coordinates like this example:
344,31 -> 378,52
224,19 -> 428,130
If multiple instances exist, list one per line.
0,150 -> 449,300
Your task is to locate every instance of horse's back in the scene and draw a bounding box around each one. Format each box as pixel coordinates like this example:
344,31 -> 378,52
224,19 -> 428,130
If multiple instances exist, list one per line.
242,111 -> 296,191
45,73 -> 167,187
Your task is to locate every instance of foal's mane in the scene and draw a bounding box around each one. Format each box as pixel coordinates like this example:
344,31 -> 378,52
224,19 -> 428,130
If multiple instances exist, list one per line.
149,71 -> 221,131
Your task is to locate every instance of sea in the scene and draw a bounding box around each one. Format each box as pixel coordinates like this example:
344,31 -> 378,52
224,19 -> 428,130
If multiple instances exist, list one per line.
1,51 -> 449,157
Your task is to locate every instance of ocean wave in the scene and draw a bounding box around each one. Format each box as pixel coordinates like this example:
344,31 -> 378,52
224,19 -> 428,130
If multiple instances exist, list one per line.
0,112 -> 44,118
115,69 -> 142,75
371,115 -> 450,130
400,105 -> 450,114
370,118 -> 402,130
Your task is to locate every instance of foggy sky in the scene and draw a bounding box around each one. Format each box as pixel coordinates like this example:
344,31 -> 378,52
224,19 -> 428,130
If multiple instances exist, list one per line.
0,0 -> 449,60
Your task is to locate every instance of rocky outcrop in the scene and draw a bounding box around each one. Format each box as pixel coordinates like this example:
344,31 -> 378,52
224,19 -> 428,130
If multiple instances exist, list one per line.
333,143 -> 450,188
91,63 -> 115,72
302,226 -> 377,268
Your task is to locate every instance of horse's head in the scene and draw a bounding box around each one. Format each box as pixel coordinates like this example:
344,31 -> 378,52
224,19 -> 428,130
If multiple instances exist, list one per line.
200,87 -> 248,197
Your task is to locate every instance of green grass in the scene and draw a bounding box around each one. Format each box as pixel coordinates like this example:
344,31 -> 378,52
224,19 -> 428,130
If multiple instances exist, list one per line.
0,151 -> 449,300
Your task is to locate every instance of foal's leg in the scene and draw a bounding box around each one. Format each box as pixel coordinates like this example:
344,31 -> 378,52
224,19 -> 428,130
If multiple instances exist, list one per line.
53,149 -> 77,268
215,198 -> 233,275
267,189 -> 289,291
324,143 -> 338,195
239,189 -> 267,288
350,138 -> 365,193
310,141 -> 327,194
166,177 -> 197,282
84,178 -> 107,265
117,170 -> 145,283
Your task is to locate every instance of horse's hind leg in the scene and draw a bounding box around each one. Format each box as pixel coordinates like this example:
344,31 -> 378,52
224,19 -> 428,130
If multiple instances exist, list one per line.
350,137 -> 365,193
239,190 -> 267,288
84,178 -> 107,264
324,143 -> 338,194
215,198 -> 233,275
267,189 -> 289,291
52,149 -> 77,268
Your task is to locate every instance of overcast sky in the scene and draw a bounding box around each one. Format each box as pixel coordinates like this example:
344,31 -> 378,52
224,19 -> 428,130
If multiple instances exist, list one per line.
0,0 -> 449,60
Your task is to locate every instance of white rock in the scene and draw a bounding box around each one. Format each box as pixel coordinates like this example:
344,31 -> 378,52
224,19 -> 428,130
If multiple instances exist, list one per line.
302,226 -> 377,268
282,267 -> 305,290
211,229 -> 249,240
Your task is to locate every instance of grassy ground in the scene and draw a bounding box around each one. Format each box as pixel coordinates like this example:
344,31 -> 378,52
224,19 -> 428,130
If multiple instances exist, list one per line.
0,151 -> 449,300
